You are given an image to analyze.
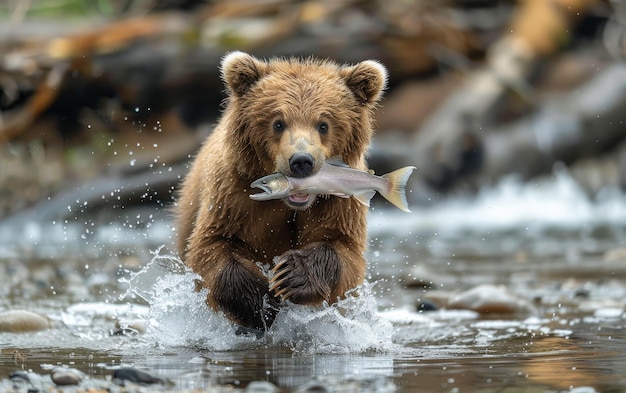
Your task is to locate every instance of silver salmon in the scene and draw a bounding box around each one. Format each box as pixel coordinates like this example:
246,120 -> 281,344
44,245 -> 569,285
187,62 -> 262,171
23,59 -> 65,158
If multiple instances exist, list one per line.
249,157 -> 416,212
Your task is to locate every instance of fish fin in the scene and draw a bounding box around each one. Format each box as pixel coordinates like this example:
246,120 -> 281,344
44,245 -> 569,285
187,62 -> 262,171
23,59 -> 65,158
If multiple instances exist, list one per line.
326,156 -> 350,168
380,166 -> 416,212
353,190 -> 376,207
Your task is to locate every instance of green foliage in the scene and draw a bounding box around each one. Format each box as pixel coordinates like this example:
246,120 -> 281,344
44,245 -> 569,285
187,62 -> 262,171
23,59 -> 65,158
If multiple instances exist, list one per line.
0,0 -> 117,20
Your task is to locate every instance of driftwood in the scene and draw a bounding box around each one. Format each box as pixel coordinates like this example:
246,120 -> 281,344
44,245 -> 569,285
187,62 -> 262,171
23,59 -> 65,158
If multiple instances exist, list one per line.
479,64 -> 626,184
372,62 -> 626,204
0,161 -> 188,227
0,1 -> 480,142
0,0 -> 622,220
406,0 -> 619,194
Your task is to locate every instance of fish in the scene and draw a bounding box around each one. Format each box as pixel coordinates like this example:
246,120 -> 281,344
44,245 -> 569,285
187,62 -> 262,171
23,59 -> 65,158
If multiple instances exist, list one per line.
249,157 -> 416,212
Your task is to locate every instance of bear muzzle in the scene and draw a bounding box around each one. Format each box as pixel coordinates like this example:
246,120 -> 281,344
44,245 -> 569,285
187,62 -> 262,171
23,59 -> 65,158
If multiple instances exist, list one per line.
288,153 -> 315,178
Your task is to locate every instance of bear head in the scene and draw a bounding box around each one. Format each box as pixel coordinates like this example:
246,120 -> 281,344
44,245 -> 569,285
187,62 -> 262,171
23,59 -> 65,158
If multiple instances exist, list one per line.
221,51 -> 387,210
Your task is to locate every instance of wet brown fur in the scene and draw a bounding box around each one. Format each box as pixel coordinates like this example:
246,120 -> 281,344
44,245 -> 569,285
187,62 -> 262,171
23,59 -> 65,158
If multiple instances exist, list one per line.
175,52 -> 387,330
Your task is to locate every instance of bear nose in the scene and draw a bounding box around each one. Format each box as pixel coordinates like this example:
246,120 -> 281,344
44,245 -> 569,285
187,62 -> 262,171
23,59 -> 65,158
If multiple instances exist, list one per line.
289,153 -> 314,178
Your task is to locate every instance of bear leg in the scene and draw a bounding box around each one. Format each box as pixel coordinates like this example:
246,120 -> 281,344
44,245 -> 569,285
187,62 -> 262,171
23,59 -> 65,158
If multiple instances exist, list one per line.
205,257 -> 279,331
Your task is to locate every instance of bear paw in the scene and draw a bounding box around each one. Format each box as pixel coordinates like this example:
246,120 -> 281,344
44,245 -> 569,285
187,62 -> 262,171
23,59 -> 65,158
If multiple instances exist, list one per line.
269,245 -> 340,304
212,259 -> 278,330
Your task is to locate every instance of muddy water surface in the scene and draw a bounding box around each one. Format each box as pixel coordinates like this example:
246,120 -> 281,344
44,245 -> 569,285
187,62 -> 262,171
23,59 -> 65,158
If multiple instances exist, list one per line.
1,171 -> 626,392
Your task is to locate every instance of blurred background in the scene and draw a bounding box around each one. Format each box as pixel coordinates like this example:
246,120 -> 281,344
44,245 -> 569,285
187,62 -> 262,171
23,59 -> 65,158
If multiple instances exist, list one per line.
2,3 -> 626,391
1,0 -> 625,221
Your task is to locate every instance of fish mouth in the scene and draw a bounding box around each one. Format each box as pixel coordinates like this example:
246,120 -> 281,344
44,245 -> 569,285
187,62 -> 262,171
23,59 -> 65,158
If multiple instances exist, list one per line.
249,179 -> 273,201
285,193 -> 315,210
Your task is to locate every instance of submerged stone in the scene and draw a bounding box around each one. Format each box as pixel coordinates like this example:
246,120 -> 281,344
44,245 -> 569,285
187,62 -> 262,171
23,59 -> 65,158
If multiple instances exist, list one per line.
0,310 -> 51,332
9,370 -> 45,391
416,299 -> 438,312
51,367 -> 84,386
296,381 -> 331,393
113,367 -> 163,385
9,370 -> 31,382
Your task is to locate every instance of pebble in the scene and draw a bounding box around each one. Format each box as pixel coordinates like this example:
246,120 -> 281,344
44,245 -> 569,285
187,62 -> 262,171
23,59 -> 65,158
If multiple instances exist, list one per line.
419,290 -> 455,309
446,284 -> 533,314
604,246 -> 626,263
51,367 -> 85,386
113,366 -> 164,385
416,299 -> 438,312
246,380 -> 279,393
296,382 -> 331,393
0,309 -> 51,332
9,370 -> 45,391
9,370 -> 31,383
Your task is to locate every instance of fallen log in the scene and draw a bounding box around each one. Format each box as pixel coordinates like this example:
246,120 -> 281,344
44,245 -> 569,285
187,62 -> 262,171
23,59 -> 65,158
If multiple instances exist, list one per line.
478,63 -> 626,185
381,62 -> 626,204
409,0 -> 601,192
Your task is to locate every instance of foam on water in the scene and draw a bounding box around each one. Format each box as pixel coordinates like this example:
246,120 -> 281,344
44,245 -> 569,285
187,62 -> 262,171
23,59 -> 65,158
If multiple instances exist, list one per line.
122,251 -> 394,354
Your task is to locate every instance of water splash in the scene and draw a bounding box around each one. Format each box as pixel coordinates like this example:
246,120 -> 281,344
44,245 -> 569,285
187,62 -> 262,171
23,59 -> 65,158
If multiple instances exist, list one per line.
267,284 -> 394,354
123,251 -> 394,353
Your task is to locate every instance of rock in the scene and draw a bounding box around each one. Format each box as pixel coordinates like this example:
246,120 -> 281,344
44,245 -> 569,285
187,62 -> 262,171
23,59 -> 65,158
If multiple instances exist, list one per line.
420,290 -> 455,309
416,299 -> 438,312
9,370 -> 31,382
296,382 -> 331,393
113,367 -> 163,385
9,370 -> 44,391
246,380 -> 279,393
0,310 -> 51,332
52,367 -> 84,386
446,284 -> 533,314
604,246 -> 626,263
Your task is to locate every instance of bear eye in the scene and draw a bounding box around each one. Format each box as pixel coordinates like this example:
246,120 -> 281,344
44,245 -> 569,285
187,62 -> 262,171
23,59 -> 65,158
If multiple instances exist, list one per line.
317,121 -> 329,134
273,120 -> 285,132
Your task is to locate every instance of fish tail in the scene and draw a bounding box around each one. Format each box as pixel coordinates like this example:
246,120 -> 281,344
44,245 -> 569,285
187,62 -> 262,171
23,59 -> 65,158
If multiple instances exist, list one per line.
380,166 -> 416,212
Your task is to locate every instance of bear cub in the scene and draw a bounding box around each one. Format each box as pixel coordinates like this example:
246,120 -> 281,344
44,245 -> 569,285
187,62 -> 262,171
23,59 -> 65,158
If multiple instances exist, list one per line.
175,51 -> 387,331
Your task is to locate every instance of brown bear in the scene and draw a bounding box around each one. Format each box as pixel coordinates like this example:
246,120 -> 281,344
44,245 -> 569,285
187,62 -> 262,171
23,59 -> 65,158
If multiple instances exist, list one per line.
175,51 -> 387,331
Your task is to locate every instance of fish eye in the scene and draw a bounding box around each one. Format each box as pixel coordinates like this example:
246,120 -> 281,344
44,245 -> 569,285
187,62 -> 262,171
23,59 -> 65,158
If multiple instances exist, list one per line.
273,120 -> 285,132
317,121 -> 329,134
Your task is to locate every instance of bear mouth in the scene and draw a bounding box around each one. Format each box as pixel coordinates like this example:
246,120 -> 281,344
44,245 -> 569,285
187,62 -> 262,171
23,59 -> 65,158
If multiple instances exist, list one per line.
285,193 -> 315,209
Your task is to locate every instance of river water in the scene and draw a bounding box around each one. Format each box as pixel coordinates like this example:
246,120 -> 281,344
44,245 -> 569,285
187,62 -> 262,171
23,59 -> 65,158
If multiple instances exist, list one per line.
1,168 -> 626,392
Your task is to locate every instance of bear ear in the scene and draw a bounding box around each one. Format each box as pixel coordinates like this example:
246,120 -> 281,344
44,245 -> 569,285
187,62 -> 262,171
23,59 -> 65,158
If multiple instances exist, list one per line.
341,60 -> 388,105
221,51 -> 267,97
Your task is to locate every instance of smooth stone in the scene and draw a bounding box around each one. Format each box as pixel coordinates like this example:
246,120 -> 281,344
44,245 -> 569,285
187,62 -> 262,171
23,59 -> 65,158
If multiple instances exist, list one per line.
447,284 -> 533,314
246,380 -> 279,393
296,382 -> 331,393
9,370 -> 31,382
416,299 -> 438,312
9,370 -> 44,390
113,367 -> 163,384
52,367 -> 84,386
0,310 -> 51,332
604,246 -> 626,262
420,290 -> 455,309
